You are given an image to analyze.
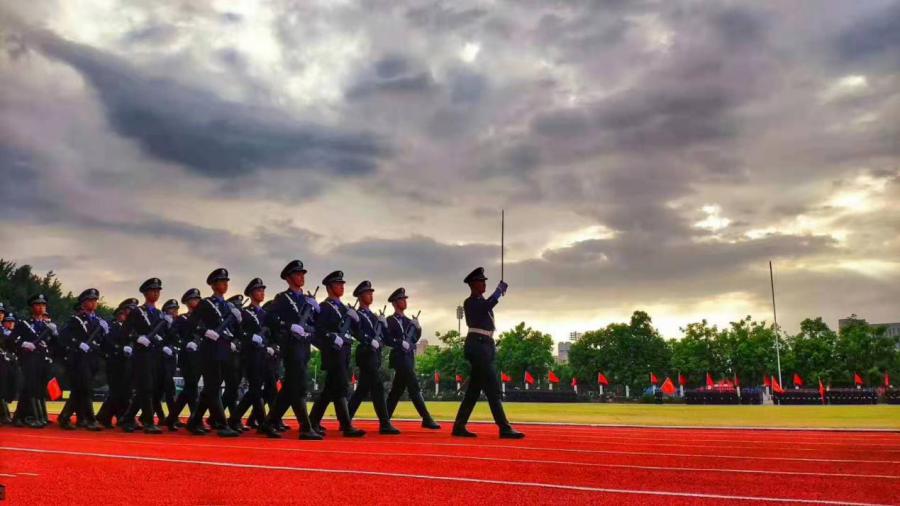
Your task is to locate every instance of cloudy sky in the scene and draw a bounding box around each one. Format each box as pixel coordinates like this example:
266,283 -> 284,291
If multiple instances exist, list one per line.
1,0 -> 898,342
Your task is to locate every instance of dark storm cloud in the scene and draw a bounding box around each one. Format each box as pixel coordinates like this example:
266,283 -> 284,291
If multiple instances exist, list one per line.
833,2 -> 900,64
24,28 -> 388,178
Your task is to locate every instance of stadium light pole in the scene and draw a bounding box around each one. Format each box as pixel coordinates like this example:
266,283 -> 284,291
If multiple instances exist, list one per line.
456,305 -> 463,336
769,261 -> 783,388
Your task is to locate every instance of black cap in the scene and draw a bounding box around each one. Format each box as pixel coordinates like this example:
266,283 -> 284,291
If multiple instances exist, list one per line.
0,302 -> 5,313
162,299 -> 179,312
244,277 -> 266,297
387,287 -> 408,303
181,288 -> 201,304
77,288 -> 100,304
2,312 -> 15,322
227,294 -> 244,306
139,278 -> 162,293
353,280 -> 374,298
206,268 -> 229,286
27,294 -> 48,306
118,298 -> 139,310
463,267 -> 488,284
322,270 -> 345,286
280,259 -> 307,280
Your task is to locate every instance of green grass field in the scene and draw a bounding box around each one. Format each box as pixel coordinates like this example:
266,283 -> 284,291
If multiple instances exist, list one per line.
23,400 -> 900,430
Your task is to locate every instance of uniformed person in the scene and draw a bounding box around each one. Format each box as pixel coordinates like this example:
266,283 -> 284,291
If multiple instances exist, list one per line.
263,260 -> 323,440
164,289 -> 203,431
155,298 -> 180,430
10,294 -> 58,428
309,271 -> 365,437
58,289 -> 108,431
222,294 -> 245,430
96,298 -> 137,428
228,277 -> 280,438
0,310 -> 15,425
255,299 -> 282,431
452,267 -> 524,439
185,268 -> 241,437
121,278 -> 171,434
384,288 -> 440,430
347,280 -> 400,434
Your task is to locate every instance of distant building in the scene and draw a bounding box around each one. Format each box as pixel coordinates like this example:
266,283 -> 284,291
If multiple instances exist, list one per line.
838,316 -> 900,339
557,341 -> 572,363
415,338 -> 435,356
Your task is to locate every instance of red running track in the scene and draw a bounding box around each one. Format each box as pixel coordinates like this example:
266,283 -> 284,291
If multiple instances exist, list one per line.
1,419 -> 898,505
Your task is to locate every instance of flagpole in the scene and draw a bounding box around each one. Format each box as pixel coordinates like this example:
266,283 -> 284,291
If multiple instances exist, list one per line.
501,209 -> 505,281
770,261 -> 784,388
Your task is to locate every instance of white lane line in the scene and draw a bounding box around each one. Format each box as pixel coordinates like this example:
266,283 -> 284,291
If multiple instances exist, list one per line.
0,446 -> 889,506
0,473 -> 15,477
6,434 -> 900,479
10,432 -> 900,466
17,472 -> 39,476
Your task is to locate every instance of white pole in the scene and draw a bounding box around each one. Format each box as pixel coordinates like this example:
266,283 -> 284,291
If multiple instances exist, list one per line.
502,382 -> 506,394
625,385 -> 630,398
574,384 -> 578,394
679,385 -> 684,397
456,381 -> 461,393
549,383 -> 553,391
525,382 -> 529,391
599,384 -> 604,395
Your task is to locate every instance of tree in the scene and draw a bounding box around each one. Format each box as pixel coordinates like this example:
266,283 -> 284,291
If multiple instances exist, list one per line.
416,330 -> 469,389
496,322 -> 554,386
670,320 -> 721,387
785,317 -> 839,384
568,311 -> 671,396
0,259 -> 114,319
835,318 -> 900,386
718,316 -> 780,386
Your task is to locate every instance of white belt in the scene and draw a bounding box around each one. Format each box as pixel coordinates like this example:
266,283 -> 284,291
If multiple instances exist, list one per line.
469,328 -> 494,338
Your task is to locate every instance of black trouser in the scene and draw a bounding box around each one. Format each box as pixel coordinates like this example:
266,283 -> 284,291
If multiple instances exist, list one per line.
14,353 -> 42,422
169,349 -> 200,423
231,349 -> 266,426
386,365 -> 431,420
454,336 -> 511,430
221,351 -> 241,420
309,353 -> 353,430
267,356 -> 312,431
153,352 -> 177,423
348,359 -> 389,424
97,358 -> 131,424
124,348 -> 158,426
189,352 -> 227,429
59,353 -> 95,424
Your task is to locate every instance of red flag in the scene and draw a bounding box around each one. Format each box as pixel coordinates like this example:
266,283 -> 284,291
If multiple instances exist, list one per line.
885,371 -> 891,387
598,373 -> 609,386
734,375 -> 740,388
351,374 -> 357,384
854,373 -> 863,386
818,378 -> 826,404
501,372 -> 511,383
434,371 -> 440,383
793,373 -> 803,387
661,377 -> 676,396
649,372 -> 659,385
276,379 -> 283,392
571,377 -> 578,387
678,374 -> 686,386
763,374 -> 771,387
47,377 -> 62,401
548,371 -> 560,384
706,372 -> 714,388
524,371 -> 535,385
772,376 -> 785,394
456,374 -> 463,383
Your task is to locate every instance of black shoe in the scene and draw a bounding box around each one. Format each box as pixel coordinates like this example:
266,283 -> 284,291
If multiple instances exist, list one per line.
121,423 -> 136,433
58,419 -> 77,431
167,423 -> 179,432
499,427 -> 525,439
341,426 -> 366,438
143,424 -> 163,434
258,424 -> 282,439
312,424 -> 327,434
299,430 -> 324,440
85,422 -> 103,432
187,425 -> 207,436
13,418 -> 25,428
277,423 -> 290,431
452,426 -> 477,438
217,427 -> 240,438
422,419 -> 441,430
379,424 -> 401,435
97,418 -> 114,430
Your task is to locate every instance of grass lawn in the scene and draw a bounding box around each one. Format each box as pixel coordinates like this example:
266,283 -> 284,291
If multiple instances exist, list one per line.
24,400 -> 900,430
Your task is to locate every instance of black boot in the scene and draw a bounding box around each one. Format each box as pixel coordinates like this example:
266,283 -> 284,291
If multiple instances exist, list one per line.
452,424 -> 477,438
58,417 -> 77,430
257,423 -> 282,439
335,397 -> 365,438
499,426 -> 525,439
379,421 -> 401,435
421,417 -> 441,430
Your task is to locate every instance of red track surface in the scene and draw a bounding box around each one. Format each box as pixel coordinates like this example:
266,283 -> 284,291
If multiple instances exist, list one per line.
1,418 -> 898,505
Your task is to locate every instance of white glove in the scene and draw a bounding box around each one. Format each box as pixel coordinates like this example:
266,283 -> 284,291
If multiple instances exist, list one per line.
47,322 -> 58,335
412,319 -> 421,330
252,334 -> 263,345
333,335 -> 344,347
21,341 -> 36,351
290,324 -> 307,337
204,329 -> 219,341
123,345 -> 133,355
230,306 -> 242,322
377,315 -> 387,326
346,308 -> 360,322
305,297 -> 320,312
79,342 -> 90,352
163,314 -> 173,325
230,342 -> 237,352
371,340 -> 380,350
401,341 -> 410,351
137,335 -> 151,347
186,342 -> 197,351
154,334 -> 163,342
266,346 -> 275,356
98,319 -> 109,334
162,346 -> 173,356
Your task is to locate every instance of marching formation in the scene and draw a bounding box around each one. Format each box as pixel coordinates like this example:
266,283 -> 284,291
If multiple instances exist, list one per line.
0,260 -> 525,440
